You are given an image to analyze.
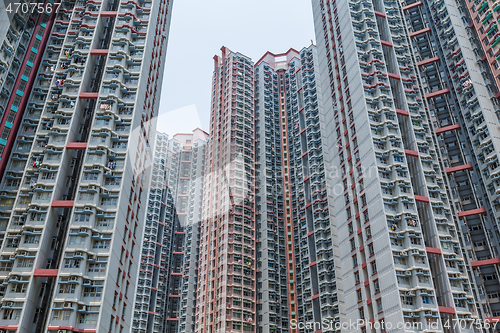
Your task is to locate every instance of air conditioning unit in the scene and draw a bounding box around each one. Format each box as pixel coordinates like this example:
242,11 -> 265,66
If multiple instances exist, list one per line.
6,302 -> 13,307
90,186 -> 96,190
64,302 -> 72,307
9,255 -> 15,259
19,251 -> 27,256
58,330 -> 67,333
84,207 -> 91,211
69,276 -> 78,281
75,252 -> 82,256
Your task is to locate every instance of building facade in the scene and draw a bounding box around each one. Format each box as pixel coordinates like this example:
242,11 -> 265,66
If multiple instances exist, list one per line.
254,47 -> 341,333
403,0 -> 500,324
0,0 -> 173,331
195,47 -> 257,333
133,129 -> 207,333
312,0 -> 499,331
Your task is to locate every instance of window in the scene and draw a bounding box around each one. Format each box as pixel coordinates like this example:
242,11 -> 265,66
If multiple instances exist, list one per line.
121,303 -> 127,318
371,261 -> 377,274
422,295 -> 434,304
24,235 -> 40,244
93,240 -> 110,249
368,243 -> 374,256
58,284 -> 76,294
11,283 -> 27,293
374,280 -> 380,293
83,286 -> 102,298
69,236 -> 85,245
376,298 -> 383,312
64,259 -> 80,268
75,213 -> 90,222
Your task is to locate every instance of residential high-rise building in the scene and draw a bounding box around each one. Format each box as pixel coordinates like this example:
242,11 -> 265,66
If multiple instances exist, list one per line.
195,47 -> 256,333
254,47 -> 341,332
312,0 -> 496,331
402,0 -> 500,323
462,0 -> 500,95
133,129 -> 207,333
194,45 -> 341,333
0,0 -> 173,332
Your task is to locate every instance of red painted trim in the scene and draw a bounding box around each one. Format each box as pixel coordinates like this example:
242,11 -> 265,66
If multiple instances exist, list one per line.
387,73 -> 400,80
312,294 -> 319,300
381,40 -> 393,47
439,306 -> 456,314
425,88 -> 450,99
364,280 -> 369,287
404,149 -> 418,157
417,56 -> 439,66
446,163 -> 473,173
66,142 -> 87,149
79,92 -> 99,99
396,109 -> 409,116
402,1 -> 422,10
100,11 -> 117,16
470,257 -> 500,267
90,49 -> 109,55
435,123 -> 460,134
426,247 -> 442,255
51,200 -> 75,208
410,27 -> 431,38
457,207 -> 486,218
34,269 -> 58,277
374,11 -> 386,17
0,326 -> 18,330
414,195 -> 429,203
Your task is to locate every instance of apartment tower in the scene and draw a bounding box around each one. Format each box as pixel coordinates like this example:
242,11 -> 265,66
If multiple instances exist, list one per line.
0,0 -> 173,331
254,46 -> 341,333
312,0 -> 481,331
195,47 -> 256,333
133,129 -> 207,333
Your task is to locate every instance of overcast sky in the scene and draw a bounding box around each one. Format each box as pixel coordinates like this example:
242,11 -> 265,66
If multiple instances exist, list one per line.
157,0 -> 316,136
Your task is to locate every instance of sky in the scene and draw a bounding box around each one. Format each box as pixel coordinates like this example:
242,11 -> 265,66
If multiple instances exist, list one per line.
156,0 -> 316,136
